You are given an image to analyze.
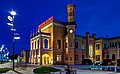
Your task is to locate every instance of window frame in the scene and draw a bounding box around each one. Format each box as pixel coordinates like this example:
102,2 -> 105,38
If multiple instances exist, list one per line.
96,44 -> 100,50
43,38 -> 49,49
57,39 -> 61,49
96,55 -> 100,61
57,55 -> 62,61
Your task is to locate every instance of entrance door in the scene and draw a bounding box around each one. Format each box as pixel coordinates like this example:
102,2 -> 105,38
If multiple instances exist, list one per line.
42,54 -> 50,65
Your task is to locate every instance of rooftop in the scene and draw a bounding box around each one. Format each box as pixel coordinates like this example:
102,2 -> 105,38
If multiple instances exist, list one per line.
38,16 -> 65,29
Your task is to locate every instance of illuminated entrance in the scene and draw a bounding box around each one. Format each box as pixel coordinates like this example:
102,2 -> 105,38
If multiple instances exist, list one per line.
42,54 -> 50,65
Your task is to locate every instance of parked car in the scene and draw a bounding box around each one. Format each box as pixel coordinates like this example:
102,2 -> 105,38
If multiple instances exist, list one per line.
117,66 -> 120,71
101,66 -> 108,71
108,66 -> 115,71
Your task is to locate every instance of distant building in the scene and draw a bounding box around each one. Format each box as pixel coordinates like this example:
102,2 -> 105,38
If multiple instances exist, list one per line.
9,54 -> 20,63
20,50 -> 30,63
29,3 -> 120,65
103,36 -> 120,65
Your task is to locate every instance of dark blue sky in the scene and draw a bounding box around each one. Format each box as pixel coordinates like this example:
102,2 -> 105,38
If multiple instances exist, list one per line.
0,0 -> 120,55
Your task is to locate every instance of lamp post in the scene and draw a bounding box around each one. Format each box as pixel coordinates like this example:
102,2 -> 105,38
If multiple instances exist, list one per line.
11,10 -> 16,71
8,10 -> 20,71
7,10 -> 16,71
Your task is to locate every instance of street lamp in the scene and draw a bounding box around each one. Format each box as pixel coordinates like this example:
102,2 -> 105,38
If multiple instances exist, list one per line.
7,10 -> 16,71
10,10 -> 16,16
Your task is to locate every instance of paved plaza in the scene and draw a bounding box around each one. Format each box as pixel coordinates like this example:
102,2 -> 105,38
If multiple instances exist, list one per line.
1,63 -> 120,74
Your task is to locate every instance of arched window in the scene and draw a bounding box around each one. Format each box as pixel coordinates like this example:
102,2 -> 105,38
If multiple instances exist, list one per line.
112,42 -> 114,47
32,42 -> 33,49
110,43 -> 111,47
112,54 -> 115,61
44,39 -> 48,48
35,41 -> 36,49
38,40 -> 39,49
57,40 -> 61,49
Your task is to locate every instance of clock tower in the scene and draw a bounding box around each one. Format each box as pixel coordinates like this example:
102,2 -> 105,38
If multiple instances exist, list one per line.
66,4 -> 76,64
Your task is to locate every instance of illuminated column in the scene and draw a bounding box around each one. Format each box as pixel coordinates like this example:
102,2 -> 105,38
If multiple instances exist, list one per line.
39,30 -> 42,65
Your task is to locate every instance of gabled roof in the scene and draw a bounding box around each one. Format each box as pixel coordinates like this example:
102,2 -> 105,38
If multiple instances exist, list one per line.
38,16 -> 65,29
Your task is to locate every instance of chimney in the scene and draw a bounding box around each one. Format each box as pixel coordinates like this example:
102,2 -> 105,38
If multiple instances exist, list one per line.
86,32 -> 90,59
92,33 -> 96,39
86,32 -> 90,36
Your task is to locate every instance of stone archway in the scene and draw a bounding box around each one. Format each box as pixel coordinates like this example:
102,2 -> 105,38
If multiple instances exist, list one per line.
42,54 -> 50,65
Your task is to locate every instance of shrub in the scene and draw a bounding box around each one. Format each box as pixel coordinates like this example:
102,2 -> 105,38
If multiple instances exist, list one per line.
0,68 -> 12,73
33,66 -> 61,73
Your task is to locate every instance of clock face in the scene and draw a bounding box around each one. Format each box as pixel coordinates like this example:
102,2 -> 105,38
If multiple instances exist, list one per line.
69,29 -> 73,33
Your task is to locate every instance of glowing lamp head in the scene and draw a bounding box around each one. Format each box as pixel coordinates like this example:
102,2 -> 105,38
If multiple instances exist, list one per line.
10,10 -> 16,16
69,29 -> 73,33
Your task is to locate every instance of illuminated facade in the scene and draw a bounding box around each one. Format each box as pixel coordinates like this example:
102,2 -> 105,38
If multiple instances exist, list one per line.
29,3 -> 120,65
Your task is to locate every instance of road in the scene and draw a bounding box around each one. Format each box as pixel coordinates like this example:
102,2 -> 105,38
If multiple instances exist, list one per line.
1,63 -> 120,74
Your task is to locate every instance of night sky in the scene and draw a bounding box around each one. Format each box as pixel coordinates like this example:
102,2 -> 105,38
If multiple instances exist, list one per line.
0,0 -> 120,55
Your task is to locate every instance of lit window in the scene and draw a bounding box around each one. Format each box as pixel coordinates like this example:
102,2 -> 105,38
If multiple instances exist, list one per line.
57,55 -> 61,61
44,39 -> 48,48
89,44 -> 93,58
96,44 -> 100,50
96,55 -> 100,61
57,40 -> 61,49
